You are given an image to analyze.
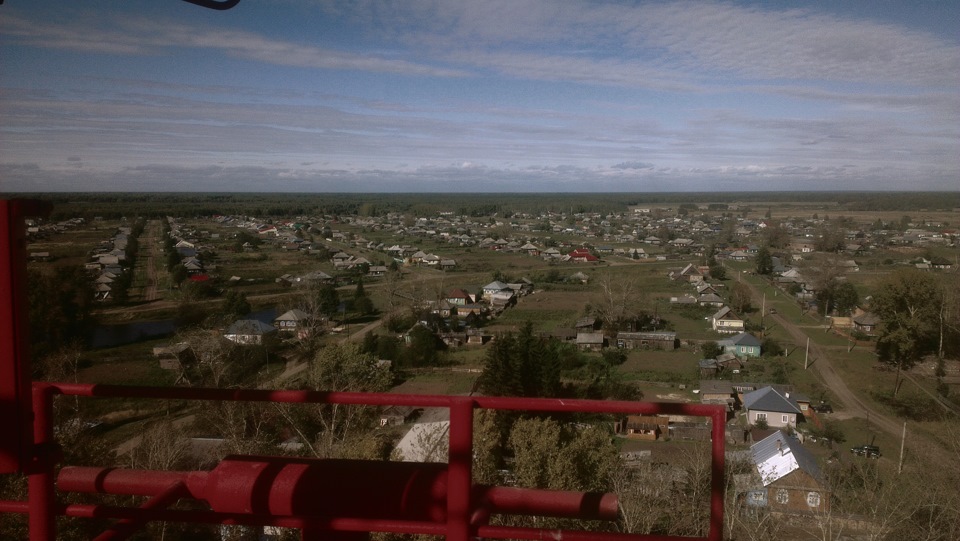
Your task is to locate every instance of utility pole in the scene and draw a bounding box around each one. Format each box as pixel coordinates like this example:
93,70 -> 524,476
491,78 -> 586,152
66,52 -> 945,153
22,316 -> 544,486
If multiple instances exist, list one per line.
804,337 -> 810,370
898,422 -> 907,475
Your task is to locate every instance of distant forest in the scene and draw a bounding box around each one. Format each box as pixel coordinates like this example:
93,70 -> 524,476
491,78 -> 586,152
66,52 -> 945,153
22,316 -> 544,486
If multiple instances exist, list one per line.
9,191 -> 960,221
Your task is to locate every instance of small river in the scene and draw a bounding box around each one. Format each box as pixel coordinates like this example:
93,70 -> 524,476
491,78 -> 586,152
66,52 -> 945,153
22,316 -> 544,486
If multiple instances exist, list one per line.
90,308 -> 278,348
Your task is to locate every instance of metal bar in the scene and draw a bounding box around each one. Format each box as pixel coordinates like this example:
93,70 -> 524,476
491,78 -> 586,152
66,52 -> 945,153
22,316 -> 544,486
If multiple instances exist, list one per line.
58,467 -> 207,497
28,383 -> 60,541
0,500 -> 29,513
92,481 -> 188,541
476,525 -> 705,541
59,463 -> 618,521
708,407 -> 726,541
63,505 -> 449,535
0,200 -> 49,474
51,383 -> 454,408
481,486 -> 618,521
447,397 -> 473,541
50,382 -> 724,417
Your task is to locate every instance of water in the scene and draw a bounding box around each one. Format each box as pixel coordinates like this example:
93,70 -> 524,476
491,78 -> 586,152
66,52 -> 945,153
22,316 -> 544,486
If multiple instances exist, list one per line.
90,308 -> 278,348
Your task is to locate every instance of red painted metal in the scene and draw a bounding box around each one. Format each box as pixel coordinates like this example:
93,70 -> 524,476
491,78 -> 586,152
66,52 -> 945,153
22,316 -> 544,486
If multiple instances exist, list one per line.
0,200 -> 50,474
28,383 -> 60,541
92,481 -> 188,541
59,460 -> 619,522
446,397 -> 473,541
3,380 -> 726,540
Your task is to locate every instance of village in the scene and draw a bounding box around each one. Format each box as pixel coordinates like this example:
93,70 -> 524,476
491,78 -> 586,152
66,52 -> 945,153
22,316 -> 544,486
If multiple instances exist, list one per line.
17,195 -> 960,539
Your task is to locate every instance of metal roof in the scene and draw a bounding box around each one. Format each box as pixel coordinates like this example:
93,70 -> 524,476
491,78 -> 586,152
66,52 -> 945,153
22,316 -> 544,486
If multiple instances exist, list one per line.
750,430 -> 823,486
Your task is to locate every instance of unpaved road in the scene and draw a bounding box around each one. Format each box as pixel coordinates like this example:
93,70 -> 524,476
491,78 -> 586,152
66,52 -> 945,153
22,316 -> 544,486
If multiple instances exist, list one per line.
739,276 -> 903,439
142,219 -> 160,301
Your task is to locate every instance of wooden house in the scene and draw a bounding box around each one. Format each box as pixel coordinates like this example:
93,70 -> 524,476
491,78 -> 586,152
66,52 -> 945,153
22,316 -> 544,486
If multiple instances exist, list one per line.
711,306 -> 745,334
621,415 -> 669,440
744,431 -> 829,514
616,331 -> 677,350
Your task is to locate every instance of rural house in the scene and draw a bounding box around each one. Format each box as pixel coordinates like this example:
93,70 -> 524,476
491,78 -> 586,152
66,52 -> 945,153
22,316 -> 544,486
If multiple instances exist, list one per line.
743,387 -> 803,429
717,332 -> 762,358
741,430 -> 829,514
711,306 -> 745,334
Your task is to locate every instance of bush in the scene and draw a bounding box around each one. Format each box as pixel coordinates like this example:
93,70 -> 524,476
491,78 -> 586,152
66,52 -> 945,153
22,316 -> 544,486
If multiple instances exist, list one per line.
761,337 -> 783,357
384,313 -> 414,333
701,340 -> 723,359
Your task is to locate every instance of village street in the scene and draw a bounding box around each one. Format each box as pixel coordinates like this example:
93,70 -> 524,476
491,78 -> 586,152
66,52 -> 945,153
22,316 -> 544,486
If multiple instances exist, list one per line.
737,275 -> 903,439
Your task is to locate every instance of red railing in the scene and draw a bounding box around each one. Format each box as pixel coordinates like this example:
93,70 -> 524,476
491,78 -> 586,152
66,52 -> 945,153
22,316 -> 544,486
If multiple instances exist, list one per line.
0,200 -> 726,540
1,383 -> 726,541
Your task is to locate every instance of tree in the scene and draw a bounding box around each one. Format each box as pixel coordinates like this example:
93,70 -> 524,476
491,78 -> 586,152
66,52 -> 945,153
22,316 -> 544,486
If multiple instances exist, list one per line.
730,282 -> 752,313
353,277 -> 374,316
831,281 -> 859,316
872,269 -> 942,396
595,272 -> 646,331
815,279 -> 858,317
764,222 -> 791,249
222,290 -> 251,320
401,324 -> 446,367
708,256 -> 727,280
814,224 -> 845,253
316,283 -> 340,318
508,417 -> 618,494
281,344 -> 393,458
28,266 -> 97,360
755,246 -> 773,275
177,328 -> 237,387
478,323 -> 561,398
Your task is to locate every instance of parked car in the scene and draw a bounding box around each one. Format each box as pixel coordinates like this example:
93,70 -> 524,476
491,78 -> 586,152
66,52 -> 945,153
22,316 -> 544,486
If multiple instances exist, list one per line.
768,308 -> 777,315
851,444 -> 881,458
813,403 -> 833,413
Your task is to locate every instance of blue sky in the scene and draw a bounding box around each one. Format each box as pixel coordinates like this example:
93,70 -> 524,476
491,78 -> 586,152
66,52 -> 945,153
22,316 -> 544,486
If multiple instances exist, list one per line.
1,0 -> 958,192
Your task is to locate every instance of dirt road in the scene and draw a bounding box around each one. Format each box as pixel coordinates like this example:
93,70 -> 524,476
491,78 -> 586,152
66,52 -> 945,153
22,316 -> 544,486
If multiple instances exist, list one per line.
739,276 -> 903,439
142,219 -> 160,301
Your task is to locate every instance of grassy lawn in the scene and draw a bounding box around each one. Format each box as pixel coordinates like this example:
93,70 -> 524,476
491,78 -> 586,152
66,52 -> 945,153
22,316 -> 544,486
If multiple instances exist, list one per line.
392,368 -> 479,396
619,348 -> 700,386
495,290 -> 591,332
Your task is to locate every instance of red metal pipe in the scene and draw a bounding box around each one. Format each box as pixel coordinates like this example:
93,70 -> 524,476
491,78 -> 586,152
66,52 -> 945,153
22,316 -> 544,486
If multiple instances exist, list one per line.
59,460 -> 619,521
29,383 -> 61,541
709,405 -> 726,541
0,499 -> 29,513
92,481 -> 188,541
58,467 -> 207,496
477,524 -> 702,541
49,382 -> 726,419
63,504 -> 450,535
480,486 -> 618,521
0,199 -> 49,475
447,397 -> 473,541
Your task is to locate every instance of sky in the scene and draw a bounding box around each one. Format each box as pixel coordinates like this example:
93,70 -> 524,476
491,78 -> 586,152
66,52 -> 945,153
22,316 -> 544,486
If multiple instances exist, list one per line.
1,0 -> 958,193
